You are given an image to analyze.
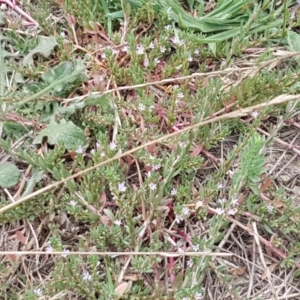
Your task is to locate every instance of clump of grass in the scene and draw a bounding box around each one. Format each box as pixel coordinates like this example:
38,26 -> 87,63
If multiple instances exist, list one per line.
1,0 -> 300,299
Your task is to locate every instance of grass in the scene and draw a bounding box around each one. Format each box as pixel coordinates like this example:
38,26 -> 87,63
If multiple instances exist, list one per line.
1,0 -> 300,299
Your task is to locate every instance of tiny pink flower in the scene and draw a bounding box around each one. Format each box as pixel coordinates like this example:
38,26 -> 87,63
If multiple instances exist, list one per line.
82,270 -> 92,282
45,246 -> 53,253
101,52 -> 106,59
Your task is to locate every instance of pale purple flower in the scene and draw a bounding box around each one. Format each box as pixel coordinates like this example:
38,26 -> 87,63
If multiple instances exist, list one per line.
160,46 -> 166,53
114,220 -> 122,226
118,182 -> 127,192
251,111 -> 259,119
112,49 -> 118,54
217,182 -> 223,189
101,52 -> 106,59
136,45 -> 145,55
45,246 -> 53,253
297,0 -> 300,5
148,182 -> 157,191
75,145 -> 84,154
187,54 -> 193,62
149,41 -> 155,49
82,270 -> 92,282
69,200 -> 77,207
215,208 -> 224,215
177,92 -> 184,99
192,244 -> 199,251
186,259 -> 193,268
217,198 -> 226,205
171,188 -> 177,195
154,57 -> 160,64
109,142 -> 117,150
195,292 -> 203,300
182,297 -> 190,300
153,164 -> 161,170
61,249 -> 70,257
144,56 -> 150,67
171,36 -> 183,45
121,46 -> 128,52
34,288 -> 43,296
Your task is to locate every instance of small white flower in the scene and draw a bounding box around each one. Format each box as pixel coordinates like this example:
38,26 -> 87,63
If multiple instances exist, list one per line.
144,56 -> 150,67
165,24 -> 172,30
192,244 -> 199,251
195,292 -> 203,300
109,142 -> 117,150
96,141 -> 101,148
194,49 -> 200,55
173,84 -> 180,89
227,208 -> 236,216
45,246 -> 53,253
121,46 -> 128,52
114,220 -> 122,226
146,171 -> 152,178
90,149 -> 95,155
34,288 -> 43,296
171,36 -> 183,45
149,105 -> 155,111
61,249 -> 70,257
148,182 -> 157,191
82,270 -> 92,282
154,57 -> 160,64
186,259 -> 193,268
101,52 -> 106,59
118,182 -> 127,192
100,152 -> 105,157
182,207 -> 190,216
171,188 -> 177,195
215,208 -> 224,215
76,145 -> 84,154
182,297 -> 190,300
231,197 -> 239,206
60,32 -> 66,38
138,103 -> 146,111
187,54 -> 193,62
178,142 -> 186,147
217,182 -> 223,189
177,92 -> 184,99
153,164 -> 161,170
112,49 -> 118,54
69,200 -> 77,207
160,46 -> 166,53
251,111 -> 259,119
267,203 -> 274,213
217,198 -> 226,205
149,41 -> 155,49
175,214 -> 183,223
136,44 -> 145,55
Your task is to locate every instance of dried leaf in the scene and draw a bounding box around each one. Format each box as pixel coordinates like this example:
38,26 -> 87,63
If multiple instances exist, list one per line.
16,231 -> 26,244
229,267 -> 246,277
260,178 -> 272,193
115,281 -> 130,298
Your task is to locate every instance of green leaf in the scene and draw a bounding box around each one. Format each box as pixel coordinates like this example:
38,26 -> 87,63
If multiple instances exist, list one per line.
23,36 -> 58,66
33,119 -> 85,150
0,162 -> 20,188
287,30 -> 300,52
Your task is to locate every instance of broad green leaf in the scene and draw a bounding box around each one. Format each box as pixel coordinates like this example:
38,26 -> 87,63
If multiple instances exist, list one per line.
33,119 -> 85,150
287,31 -> 300,52
23,36 -> 58,66
0,162 -> 20,188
